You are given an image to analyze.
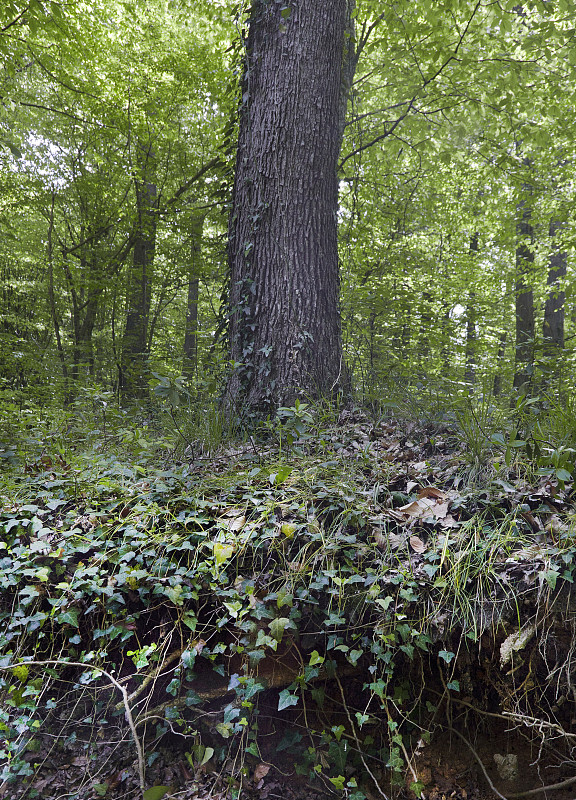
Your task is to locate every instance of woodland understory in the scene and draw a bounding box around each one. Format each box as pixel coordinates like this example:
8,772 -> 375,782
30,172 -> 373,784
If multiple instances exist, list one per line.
2,396 -> 576,800
3,1 -> 576,799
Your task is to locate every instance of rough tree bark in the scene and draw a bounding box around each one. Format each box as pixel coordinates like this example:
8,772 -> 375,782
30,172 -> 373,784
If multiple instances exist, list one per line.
226,0 -> 352,411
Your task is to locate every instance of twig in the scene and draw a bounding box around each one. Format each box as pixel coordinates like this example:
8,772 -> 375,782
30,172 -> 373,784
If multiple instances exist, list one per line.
0,660 -> 146,795
447,726 -> 508,800
431,692 -> 576,798
114,647 -> 183,710
502,710 -> 576,740
507,774 -> 576,798
335,673 -> 390,800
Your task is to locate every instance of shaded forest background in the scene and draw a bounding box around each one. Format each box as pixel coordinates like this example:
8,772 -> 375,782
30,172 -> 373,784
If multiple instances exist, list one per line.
1,0 -> 575,426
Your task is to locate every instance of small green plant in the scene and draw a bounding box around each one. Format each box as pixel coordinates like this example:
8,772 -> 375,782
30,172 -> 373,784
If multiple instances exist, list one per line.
535,445 -> 576,487
275,399 -> 314,449
453,391 -> 503,463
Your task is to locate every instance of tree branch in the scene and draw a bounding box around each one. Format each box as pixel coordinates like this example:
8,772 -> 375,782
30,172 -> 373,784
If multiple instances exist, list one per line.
162,156 -> 223,211
1,4 -> 32,33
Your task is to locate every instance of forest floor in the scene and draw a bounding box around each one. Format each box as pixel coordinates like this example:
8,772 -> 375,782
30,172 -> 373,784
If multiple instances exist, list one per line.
1,406 -> 576,800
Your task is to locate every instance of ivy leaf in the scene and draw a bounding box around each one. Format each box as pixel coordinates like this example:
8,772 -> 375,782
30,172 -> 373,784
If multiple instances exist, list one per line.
269,617 -> 290,642
309,650 -> 324,666
56,608 -> 80,628
181,612 -> 197,631
278,689 -> 299,710
213,543 -> 234,565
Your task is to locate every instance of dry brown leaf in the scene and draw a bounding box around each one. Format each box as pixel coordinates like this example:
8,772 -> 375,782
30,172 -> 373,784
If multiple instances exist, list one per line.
409,535 -> 427,554
398,496 -> 438,518
419,487 -> 445,499
439,515 -> 459,528
253,763 -> 271,784
388,533 -> 404,550
395,487 -> 452,522
373,529 -> 387,550
229,515 -> 246,532
545,514 -> 567,534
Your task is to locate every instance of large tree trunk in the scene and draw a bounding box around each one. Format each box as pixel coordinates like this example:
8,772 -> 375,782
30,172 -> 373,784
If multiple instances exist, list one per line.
226,0 -> 351,411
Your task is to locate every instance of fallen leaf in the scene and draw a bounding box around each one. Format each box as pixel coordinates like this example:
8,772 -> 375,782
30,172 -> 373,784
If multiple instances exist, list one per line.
409,535 -> 426,553
439,514 -> 459,528
229,515 -> 246,532
394,487 -> 452,522
253,763 -> 271,783
388,533 -> 404,550
373,529 -> 387,550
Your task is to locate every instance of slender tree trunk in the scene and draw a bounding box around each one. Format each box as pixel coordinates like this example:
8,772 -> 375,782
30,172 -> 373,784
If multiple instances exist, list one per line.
441,303 -> 451,376
226,0 -> 352,411
493,271 -> 513,398
513,197 -> 535,394
46,188 -> 69,396
120,175 -> 158,399
183,214 -> 205,379
492,331 -> 507,397
542,220 -> 566,387
420,290 -> 432,369
465,233 -> 479,387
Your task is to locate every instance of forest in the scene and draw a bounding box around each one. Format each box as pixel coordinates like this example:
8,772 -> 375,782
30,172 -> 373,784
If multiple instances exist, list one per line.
1,1 -> 576,799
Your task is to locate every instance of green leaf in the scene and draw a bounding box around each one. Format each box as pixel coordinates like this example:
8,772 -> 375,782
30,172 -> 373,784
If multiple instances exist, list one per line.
438,650 -> 455,663
181,612 -> 197,631
409,780 -> 426,798
56,608 -> 80,628
540,568 -> 560,589
277,588 -> 293,608
11,665 -> 29,683
269,617 -> 290,642
213,542 -> 234,565
278,689 -> 299,710
309,650 -> 324,666
143,787 -> 171,800
269,466 -> 292,485
375,596 -> 393,611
